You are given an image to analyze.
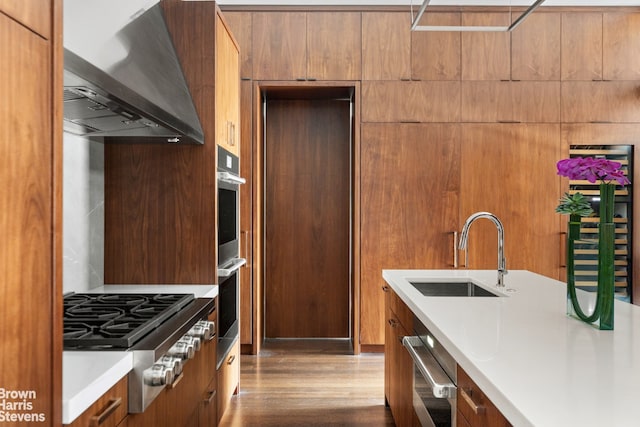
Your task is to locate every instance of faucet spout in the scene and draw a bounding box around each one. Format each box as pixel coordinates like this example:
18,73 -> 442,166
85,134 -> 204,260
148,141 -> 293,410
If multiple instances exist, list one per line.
458,211 -> 508,288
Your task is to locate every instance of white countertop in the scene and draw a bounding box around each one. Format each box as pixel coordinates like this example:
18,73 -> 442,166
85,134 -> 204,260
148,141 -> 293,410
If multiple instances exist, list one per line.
382,269 -> 640,427
62,284 -> 218,424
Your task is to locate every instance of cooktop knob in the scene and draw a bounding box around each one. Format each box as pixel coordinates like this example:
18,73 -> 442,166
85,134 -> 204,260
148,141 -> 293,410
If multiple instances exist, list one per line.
158,355 -> 183,376
187,323 -> 210,341
197,320 -> 216,341
180,335 -> 201,352
143,363 -> 175,387
167,341 -> 194,360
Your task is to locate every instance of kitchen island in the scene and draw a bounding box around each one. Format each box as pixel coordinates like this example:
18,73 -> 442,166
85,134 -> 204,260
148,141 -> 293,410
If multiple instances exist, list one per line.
383,269 -> 640,427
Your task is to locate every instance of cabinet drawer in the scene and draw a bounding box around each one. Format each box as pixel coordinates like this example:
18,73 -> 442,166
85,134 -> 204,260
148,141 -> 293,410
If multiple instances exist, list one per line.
457,367 -> 511,427
66,376 -> 128,427
199,376 -> 218,427
217,340 -> 240,423
384,286 -> 413,331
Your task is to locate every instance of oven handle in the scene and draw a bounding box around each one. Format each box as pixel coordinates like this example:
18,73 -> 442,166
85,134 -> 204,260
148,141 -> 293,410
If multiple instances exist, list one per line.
217,171 -> 246,185
218,258 -> 247,277
402,336 -> 457,399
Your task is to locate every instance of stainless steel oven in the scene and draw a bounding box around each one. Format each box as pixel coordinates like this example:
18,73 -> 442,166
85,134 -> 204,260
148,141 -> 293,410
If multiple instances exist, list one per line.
217,145 -> 245,367
403,316 -> 457,427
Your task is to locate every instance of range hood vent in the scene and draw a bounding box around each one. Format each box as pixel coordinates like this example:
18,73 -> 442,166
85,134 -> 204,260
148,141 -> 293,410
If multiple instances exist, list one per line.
63,0 -> 204,144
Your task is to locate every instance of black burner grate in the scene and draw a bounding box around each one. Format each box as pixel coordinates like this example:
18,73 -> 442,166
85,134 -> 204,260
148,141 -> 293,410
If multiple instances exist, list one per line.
63,293 -> 195,349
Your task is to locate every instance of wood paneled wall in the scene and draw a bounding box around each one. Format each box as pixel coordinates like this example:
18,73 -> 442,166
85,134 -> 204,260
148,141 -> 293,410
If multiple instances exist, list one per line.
221,6 -> 640,348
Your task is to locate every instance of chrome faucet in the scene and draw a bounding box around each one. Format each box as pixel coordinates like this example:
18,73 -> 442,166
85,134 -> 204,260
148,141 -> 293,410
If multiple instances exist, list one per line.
458,212 -> 508,288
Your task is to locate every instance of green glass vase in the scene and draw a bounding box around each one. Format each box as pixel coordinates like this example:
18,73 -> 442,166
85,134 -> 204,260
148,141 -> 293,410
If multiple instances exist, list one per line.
566,183 -> 615,330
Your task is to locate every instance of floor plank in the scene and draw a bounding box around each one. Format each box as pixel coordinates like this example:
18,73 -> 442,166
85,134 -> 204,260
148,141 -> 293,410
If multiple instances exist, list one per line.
219,339 -> 395,426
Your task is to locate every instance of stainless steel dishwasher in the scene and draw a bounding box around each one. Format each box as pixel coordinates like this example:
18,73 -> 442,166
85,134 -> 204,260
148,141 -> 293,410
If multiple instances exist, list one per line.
403,316 -> 457,427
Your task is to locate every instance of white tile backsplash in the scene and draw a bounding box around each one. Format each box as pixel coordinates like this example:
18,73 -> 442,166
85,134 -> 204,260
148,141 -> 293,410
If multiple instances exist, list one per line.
63,133 -> 104,293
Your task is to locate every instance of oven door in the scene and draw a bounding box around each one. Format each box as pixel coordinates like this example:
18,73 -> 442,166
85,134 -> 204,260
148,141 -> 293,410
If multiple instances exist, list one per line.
403,336 -> 457,427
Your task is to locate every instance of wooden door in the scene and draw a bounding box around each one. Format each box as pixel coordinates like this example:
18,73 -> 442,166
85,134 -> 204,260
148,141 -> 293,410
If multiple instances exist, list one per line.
460,124 -> 563,280
265,98 -> 351,338
252,12 -> 307,81
360,123 -> 460,345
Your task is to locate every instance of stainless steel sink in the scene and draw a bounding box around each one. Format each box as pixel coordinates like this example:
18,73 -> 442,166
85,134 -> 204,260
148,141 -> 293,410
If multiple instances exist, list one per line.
409,281 -> 500,297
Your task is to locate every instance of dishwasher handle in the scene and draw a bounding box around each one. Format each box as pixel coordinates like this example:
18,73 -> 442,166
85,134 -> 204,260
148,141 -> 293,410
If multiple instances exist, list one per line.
403,336 -> 457,399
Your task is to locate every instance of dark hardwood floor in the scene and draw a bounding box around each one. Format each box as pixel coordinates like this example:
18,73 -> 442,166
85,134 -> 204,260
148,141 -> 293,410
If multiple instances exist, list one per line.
219,339 -> 395,426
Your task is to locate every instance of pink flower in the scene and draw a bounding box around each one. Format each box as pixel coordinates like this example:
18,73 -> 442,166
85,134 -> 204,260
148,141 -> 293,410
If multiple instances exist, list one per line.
557,157 -> 630,186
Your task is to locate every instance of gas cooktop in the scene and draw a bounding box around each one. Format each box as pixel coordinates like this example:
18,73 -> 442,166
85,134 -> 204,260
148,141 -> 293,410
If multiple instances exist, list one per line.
63,293 -> 195,349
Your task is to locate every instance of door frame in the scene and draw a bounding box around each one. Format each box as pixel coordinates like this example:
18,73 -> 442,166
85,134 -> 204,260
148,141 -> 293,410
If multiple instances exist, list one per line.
252,81 -> 361,354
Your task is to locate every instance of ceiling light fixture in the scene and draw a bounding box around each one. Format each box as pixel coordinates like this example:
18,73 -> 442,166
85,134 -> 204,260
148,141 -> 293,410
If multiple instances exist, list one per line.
410,0 -> 546,32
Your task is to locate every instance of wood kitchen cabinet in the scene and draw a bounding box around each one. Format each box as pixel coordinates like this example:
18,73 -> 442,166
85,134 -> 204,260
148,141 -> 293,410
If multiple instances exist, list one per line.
461,12 -> 510,81
461,81 -> 560,123
362,12 -> 411,80
411,12 -> 461,81
251,11 -> 361,81
0,2 -> 62,425
221,11 -> 252,80
66,377 -> 128,427
460,124 -> 563,281
457,367 -> 512,427
217,340 -> 240,424
461,11 -> 560,81
603,13 -> 640,81
384,286 -> 414,427
511,12 -> 560,81
251,12 -> 307,81
361,123 -> 460,345
561,13 -> 603,81
361,81 -> 461,123
561,81 -> 640,123
216,10 -> 240,156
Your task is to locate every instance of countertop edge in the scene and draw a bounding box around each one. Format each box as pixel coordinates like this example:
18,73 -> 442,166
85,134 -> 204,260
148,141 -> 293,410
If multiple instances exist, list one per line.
62,352 -> 133,424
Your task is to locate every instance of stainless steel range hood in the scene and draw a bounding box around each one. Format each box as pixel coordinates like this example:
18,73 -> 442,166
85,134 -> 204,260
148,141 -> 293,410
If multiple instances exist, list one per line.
63,0 -> 204,144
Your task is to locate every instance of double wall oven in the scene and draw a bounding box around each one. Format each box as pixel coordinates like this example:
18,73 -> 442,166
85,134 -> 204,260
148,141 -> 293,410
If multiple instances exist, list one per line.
217,146 -> 246,368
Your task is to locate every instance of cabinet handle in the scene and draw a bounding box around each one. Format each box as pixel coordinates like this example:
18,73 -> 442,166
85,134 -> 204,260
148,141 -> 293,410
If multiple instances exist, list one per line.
227,354 -> 236,365
560,231 -> 567,268
381,285 -> 390,293
460,387 -> 485,415
241,230 -> 249,267
387,318 -> 398,328
452,231 -> 459,269
89,397 -> 122,427
204,390 -> 216,405
168,373 -> 184,389
232,123 -> 237,146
